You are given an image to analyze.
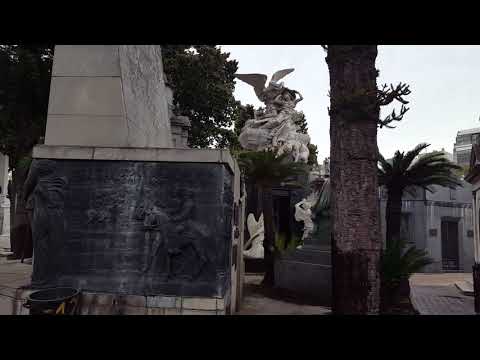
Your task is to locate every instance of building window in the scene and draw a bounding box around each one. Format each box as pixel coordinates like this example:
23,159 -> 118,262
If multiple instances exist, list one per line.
456,152 -> 471,165
450,188 -> 456,200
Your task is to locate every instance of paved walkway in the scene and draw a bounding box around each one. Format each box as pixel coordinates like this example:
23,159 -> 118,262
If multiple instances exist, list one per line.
1,259 -> 474,315
238,274 -> 330,315
0,258 -> 32,315
410,273 -> 476,315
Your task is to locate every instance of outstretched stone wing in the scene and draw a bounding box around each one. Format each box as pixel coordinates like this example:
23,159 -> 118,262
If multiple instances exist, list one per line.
235,73 -> 268,99
270,68 -> 294,84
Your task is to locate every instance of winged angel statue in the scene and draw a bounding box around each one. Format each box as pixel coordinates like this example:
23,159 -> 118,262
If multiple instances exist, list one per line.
235,69 -> 310,163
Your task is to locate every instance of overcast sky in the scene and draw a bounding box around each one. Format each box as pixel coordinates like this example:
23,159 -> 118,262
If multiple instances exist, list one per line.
221,45 -> 480,162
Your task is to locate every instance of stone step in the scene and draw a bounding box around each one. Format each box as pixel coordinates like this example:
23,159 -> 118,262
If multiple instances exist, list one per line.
282,247 -> 331,265
455,281 -> 474,296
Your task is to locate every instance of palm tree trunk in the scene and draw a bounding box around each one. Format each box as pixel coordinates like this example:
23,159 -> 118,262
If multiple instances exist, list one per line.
327,45 -> 381,314
261,185 -> 275,287
385,188 -> 403,248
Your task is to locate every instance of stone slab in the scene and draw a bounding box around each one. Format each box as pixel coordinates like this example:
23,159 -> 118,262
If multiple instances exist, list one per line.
52,46 -> 121,77
26,159 -> 234,299
455,281 -> 474,296
45,116 -> 128,148
48,77 -> 125,117
118,45 -> 172,148
274,247 -> 331,306
45,45 -> 172,149
33,145 -> 236,174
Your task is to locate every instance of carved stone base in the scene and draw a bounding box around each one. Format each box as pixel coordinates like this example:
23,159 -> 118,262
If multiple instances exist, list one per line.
274,245 -> 331,306
29,146 -> 237,300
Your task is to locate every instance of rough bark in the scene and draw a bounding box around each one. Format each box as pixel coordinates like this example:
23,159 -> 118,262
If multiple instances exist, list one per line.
473,263 -> 480,314
327,45 -> 381,314
385,188 -> 403,247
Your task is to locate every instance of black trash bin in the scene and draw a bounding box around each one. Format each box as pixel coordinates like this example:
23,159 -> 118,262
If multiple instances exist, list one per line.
24,287 -> 80,315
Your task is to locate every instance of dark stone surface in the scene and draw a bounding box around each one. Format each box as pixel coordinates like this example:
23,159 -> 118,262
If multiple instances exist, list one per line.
274,246 -> 331,306
24,159 -> 234,298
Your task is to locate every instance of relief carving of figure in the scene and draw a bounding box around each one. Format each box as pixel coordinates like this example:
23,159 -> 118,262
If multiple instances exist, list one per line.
166,188 -> 211,280
23,160 -> 68,288
141,203 -> 170,274
235,69 -> 310,163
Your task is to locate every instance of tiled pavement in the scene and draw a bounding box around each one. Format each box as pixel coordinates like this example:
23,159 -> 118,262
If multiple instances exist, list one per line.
410,273 -> 476,315
0,258 -> 32,315
238,274 -> 330,315
0,259 -> 476,315
0,260 -> 331,315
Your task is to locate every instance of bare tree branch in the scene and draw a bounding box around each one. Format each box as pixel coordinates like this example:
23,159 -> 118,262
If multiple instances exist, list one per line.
377,82 -> 411,106
378,104 -> 410,129
376,82 -> 411,129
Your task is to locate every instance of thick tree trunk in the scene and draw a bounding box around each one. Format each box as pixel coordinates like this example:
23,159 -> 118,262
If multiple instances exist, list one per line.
327,45 -> 381,314
385,188 -> 403,247
262,186 -> 275,287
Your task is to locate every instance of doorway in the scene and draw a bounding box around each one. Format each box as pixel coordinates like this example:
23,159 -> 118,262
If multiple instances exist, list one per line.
441,219 -> 460,271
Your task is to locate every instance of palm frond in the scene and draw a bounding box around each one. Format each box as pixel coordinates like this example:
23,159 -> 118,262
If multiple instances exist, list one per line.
378,143 -> 462,194
238,150 -> 308,187
381,237 -> 434,284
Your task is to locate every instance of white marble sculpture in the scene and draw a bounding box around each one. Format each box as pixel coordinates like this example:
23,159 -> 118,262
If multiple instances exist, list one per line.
235,69 -> 310,163
295,197 -> 316,241
243,213 -> 264,259
294,176 -> 330,241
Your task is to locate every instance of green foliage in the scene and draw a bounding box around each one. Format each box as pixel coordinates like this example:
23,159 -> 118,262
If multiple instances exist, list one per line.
16,155 -> 32,171
162,45 -> 240,149
454,165 -> 470,178
237,150 -> 308,188
378,143 -> 462,192
230,103 -> 255,152
274,232 -> 302,255
381,238 -> 433,286
292,111 -> 308,134
307,143 -> 318,165
0,45 -> 53,168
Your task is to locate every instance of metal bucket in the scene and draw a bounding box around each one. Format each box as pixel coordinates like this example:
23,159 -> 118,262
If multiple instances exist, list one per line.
24,287 -> 80,315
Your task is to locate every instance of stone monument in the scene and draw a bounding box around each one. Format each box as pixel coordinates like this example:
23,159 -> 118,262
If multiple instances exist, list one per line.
275,174 -> 331,304
243,213 -> 264,259
24,46 -> 241,315
235,69 -> 310,163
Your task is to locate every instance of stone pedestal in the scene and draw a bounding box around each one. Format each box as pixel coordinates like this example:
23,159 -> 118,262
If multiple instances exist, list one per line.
29,146 -> 238,304
274,217 -> 331,305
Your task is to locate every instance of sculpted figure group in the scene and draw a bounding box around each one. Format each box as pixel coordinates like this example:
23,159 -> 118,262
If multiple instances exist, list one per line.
235,68 -> 310,163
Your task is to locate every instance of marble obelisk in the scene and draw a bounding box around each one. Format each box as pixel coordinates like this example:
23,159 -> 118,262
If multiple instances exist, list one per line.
45,45 -> 172,148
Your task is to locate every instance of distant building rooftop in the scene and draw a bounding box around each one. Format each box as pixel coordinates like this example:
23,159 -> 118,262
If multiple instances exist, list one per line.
457,127 -> 480,136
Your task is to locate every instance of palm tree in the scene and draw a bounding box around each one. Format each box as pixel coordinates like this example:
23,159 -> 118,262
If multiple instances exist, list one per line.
380,237 -> 433,313
237,150 -> 307,287
378,143 -> 462,248
326,45 -> 382,314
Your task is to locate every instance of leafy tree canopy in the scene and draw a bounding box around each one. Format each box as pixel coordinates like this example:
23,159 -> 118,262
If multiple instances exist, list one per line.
0,45 -> 53,168
162,45 -> 240,149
